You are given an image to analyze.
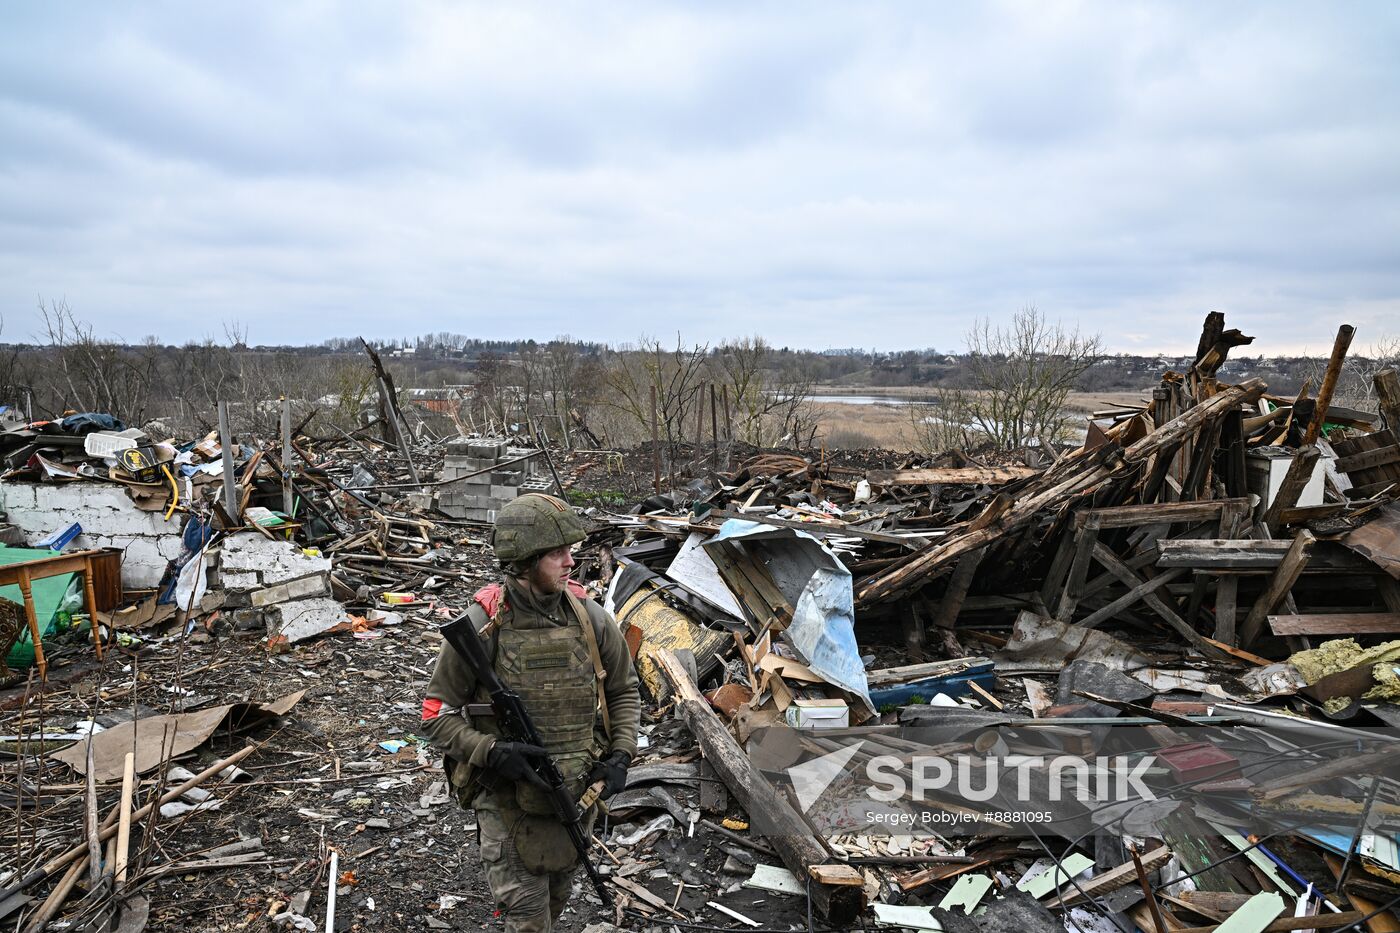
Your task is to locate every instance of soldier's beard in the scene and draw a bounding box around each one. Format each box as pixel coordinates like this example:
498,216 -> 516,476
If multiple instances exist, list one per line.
522,561 -> 568,596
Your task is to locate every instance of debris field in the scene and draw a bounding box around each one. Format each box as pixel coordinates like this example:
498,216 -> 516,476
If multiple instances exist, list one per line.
3,312 -> 1400,933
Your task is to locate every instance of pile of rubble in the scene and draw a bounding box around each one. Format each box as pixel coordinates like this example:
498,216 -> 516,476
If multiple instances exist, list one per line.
2,312 -> 1400,933
559,314 -> 1400,929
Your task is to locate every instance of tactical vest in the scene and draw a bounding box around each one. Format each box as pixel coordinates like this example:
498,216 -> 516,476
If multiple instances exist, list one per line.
468,592 -> 607,815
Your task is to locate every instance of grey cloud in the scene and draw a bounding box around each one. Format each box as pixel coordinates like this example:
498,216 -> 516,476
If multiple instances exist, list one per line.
2,1 -> 1399,353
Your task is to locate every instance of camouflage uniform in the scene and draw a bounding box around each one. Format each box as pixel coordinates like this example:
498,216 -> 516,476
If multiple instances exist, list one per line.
422,496 -> 640,933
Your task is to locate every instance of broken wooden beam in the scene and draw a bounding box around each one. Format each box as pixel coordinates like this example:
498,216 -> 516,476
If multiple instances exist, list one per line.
1089,541 -> 1221,656
654,649 -> 865,923
1261,446 -> 1321,532
1302,324 -> 1356,446
1076,498 -> 1254,531
1045,844 -> 1172,908
1239,530 -> 1315,647
1155,538 -> 1370,572
857,379 -> 1267,606
866,466 -> 1040,486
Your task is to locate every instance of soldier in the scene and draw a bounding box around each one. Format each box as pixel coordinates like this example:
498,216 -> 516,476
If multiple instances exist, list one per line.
421,493 -> 640,933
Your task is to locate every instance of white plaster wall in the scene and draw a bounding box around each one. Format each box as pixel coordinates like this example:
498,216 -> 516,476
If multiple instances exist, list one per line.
1,481 -> 185,587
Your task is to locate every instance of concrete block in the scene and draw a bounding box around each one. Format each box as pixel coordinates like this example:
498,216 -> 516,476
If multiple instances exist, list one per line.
488,485 -> 518,500
444,456 -> 494,471
457,495 -> 494,509
219,571 -> 261,591
220,534 -> 331,585
250,573 -> 331,607
268,598 -> 346,643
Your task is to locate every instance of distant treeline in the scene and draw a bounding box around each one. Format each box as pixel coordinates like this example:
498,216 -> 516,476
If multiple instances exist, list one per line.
1,307 -> 1393,455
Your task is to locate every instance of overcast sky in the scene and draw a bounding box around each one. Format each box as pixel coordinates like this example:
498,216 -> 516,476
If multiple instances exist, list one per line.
2,2 -> 1398,354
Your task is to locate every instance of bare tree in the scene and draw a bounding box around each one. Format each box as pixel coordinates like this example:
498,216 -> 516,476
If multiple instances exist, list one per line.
711,337 -> 817,447
602,334 -> 709,463
960,306 -> 1103,449
903,392 -> 979,455
1301,335 -> 1400,412
34,298 -> 157,422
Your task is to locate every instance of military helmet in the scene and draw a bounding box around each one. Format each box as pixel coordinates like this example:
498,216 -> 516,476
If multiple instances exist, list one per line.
492,493 -> 587,564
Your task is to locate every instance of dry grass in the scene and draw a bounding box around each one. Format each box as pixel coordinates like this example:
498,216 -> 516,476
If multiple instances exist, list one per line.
811,388 -> 1154,452
815,403 -> 916,449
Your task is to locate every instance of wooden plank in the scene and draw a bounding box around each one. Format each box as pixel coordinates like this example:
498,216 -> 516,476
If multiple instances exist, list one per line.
1038,524 -> 1080,610
1325,852 -> 1400,933
1077,567 -> 1185,630
1158,540 -> 1294,568
1276,502 -> 1350,525
1044,845 -> 1172,908
1261,446 -> 1321,533
1221,409 -> 1248,497
1337,445 -> 1400,475
1350,478 -> 1400,499
1090,543 -> 1220,655
1076,498 -> 1254,530
1055,515 -> 1101,623
1213,575 -> 1239,645
1181,416 -> 1222,500
1302,323 -> 1356,446
707,543 -> 791,629
1239,530 -> 1315,647
866,466 -> 1040,486
654,649 -> 864,923
1156,538 -> 1371,572
933,549 -> 986,636
1376,368 -> 1400,435
866,657 -> 991,688
1268,612 -> 1400,636
1173,909 -> 1364,933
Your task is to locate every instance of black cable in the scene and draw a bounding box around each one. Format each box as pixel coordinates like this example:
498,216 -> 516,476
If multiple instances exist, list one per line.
1337,775 -> 1383,892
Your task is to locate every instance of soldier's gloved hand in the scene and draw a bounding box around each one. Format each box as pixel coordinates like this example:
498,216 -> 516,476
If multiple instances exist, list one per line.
587,750 -> 632,798
485,741 -> 550,789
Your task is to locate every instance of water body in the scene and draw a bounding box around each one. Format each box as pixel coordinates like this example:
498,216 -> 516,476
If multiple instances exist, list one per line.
808,393 -> 938,406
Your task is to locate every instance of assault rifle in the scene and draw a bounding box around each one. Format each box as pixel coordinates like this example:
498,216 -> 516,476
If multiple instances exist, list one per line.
438,610 -> 613,906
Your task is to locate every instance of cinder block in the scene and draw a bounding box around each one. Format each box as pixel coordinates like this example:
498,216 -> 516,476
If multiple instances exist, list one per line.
488,485 -> 518,500
250,573 -> 330,607
468,441 -> 508,458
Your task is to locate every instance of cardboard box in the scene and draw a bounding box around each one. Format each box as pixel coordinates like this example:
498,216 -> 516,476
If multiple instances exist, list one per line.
784,698 -> 849,730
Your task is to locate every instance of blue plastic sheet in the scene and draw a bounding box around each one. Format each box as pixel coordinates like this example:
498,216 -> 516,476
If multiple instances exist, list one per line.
705,520 -> 871,709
